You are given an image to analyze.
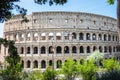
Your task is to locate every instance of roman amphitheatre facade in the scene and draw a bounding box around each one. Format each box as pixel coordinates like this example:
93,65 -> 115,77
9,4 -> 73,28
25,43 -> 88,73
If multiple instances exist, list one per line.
1,11 -> 120,70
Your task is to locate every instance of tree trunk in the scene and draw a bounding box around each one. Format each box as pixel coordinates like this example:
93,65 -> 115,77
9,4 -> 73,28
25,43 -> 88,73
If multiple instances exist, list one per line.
117,0 -> 120,42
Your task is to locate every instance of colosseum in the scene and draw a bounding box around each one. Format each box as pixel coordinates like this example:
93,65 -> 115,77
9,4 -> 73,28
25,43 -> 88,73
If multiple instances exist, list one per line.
1,11 -> 120,71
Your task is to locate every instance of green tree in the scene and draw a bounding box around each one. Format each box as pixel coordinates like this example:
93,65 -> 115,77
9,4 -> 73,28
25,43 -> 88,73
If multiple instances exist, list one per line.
77,60 -> 98,80
0,38 -> 22,80
61,58 -> 78,80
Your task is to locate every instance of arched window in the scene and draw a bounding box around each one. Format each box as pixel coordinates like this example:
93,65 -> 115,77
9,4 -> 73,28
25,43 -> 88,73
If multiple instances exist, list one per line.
41,60 -> 46,68
21,60 -> 24,68
48,32 -> 54,40
34,47 -> 38,54
104,46 -> 107,53
86,33 -> 90,40
49,60 -> 53,66
112,35 -> 115,41
41,46 -> 46,54
104,34 -> 107,41
56,46 -> 62,53
116,36 -> 118,41
27,47 -> 30,54
26,33 -> 31,41
64,46 -> 69,53
98,34 -> 102,40
79,33 -> 84,40
108,35 -> 111,41
41,33 -> 46,40
93,46 -> 97,52
49,46 -> 53,54
72,33 -> 77,39
72,46 -> 77,53
27,60 -> 31,68
56,60 -> 62,68
99,46 -> 102,52
113,47 -> 116,52
21,47 -> 24,54
64,32 -> 69,40
92,33 -> 96,40
80,46 -> 84,53
87,46 -> 90,53
56,33 -> 61,40
33,60 -> 38,68
33,33 -> 38,41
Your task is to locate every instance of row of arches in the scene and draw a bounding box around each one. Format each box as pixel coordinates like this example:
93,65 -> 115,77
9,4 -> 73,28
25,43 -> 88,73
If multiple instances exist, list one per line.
15,32 -> 118,42
22,60 -> 62,69
20,45 -> 120,54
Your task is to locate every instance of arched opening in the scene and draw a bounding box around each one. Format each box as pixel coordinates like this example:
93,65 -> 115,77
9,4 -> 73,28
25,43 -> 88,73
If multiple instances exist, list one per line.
108,35 -> 111,41
72,33 -> 77,39
41,60 -> 46,68
104,46 -> 107,53
104,34 -> 107,41
21,47 -> 24,54
87,46 -> 90,53
49,46 -> 53,54
64,32 -> 69,40
93,46 -> 97,52
41,33 -> 46,40
34,47 -> 38,54
33,60 -> 38,68
86,33 -> 90,40
79,33 -> 84,40
27,47 -> 30,54
27,60 -> 31,68
26,33 -> 31,41
64,46 -> 69,53
41,46 -> 46,54
112,35 -> 115,41
72,46 -> 77,53
56,60 -> 62,68
49,60 -> 53,66
98,34 -> 102,40
99,46 -> 102,52
113,47 -> 116,52
56,33 -> 61,40
92,33 -> 96,40
48,32 -> 54,40
56,46 -> 62,54
33,33 -> 38,41
80,46 -> 84,53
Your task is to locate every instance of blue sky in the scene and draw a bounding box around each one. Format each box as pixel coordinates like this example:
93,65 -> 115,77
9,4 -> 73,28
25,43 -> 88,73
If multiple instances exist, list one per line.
0,0 -> 117,37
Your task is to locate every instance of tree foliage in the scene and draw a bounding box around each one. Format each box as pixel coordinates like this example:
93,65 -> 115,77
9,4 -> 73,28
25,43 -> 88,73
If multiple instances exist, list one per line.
0,38 -> 22,80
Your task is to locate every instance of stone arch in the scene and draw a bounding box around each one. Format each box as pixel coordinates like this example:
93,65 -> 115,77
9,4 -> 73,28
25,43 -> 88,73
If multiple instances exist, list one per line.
41,60 -> 46,68
21,47 -> 24,54
56,46 -> 62,53
72,46 -> 77,53
92,33 -> 96,40
41,46 -> 46,54
21,60 -> 24,68
49,46 -> 53,54
49,60 -> 53,66
80,46 -> 84,53
99,46 -> 102,52
93,46 -> 97,51
34,47 -> 38,54
87,46 -> 90,53
33,60 -> 38,68
27,47 -> 30,54
64,46 -> 69,53
79,33 -> 84,40
98,34 -> 102,40
27,60 -> 31,68
104,34 -> 107,41
56,60 -> 62,68
108,34 -> 111,41
86,33 -> 90,40
72,32 -> 77,39
104,46 -> 107,53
